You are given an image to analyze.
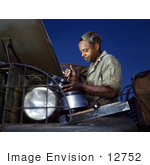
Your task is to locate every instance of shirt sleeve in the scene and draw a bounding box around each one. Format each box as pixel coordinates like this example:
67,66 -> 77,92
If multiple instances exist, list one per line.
101,56 -> 122,95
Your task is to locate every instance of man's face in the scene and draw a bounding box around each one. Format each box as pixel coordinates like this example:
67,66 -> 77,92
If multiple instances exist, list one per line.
79,40 -> 98,63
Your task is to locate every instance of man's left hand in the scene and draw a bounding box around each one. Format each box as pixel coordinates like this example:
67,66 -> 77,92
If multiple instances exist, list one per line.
61,81 -> 83,92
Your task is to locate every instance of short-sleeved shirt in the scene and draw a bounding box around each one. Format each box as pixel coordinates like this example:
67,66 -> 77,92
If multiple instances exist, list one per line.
86,50 -> 122,107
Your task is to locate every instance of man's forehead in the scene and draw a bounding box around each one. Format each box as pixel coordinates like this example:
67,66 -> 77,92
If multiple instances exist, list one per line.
79,40 -> 92,49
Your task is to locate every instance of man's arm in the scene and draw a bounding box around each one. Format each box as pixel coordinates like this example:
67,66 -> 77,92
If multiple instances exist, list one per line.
61,80 -> 118,100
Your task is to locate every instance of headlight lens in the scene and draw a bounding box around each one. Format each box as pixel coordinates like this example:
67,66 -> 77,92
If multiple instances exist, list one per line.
24,87 -> 57,120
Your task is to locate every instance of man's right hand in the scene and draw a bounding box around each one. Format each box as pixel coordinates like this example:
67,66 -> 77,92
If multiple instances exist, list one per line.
64,65 -> 79,81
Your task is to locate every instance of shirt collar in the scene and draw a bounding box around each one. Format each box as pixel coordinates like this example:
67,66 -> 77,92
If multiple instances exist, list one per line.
93,50 -> 107,65
98,50 -> 107,61
88,50 -> 107,75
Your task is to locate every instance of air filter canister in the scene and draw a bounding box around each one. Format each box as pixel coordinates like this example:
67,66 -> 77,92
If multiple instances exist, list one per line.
61,91 -> 89,113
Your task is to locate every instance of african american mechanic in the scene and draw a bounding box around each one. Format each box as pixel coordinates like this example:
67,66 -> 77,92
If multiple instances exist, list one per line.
62,31 -> 122,108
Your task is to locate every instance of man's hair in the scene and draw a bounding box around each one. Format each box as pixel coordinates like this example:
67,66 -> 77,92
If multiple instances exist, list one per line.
79,31 -> 102,45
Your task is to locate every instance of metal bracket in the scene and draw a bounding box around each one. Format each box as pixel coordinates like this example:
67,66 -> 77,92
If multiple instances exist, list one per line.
68,101 -> 130,124
1,38 -> 21,64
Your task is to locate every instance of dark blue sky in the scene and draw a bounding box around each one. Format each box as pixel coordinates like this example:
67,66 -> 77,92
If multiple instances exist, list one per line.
43,19 -> 150,90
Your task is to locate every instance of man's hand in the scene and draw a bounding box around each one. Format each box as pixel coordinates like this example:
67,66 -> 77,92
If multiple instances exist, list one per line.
61,81 -> 83,92
64,65 -> 79,81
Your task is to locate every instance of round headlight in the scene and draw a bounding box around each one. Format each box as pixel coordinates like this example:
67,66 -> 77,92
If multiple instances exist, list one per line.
24,87 -> 58,120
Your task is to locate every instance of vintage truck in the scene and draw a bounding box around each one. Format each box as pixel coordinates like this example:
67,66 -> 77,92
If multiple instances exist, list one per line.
0,19 -> 149,132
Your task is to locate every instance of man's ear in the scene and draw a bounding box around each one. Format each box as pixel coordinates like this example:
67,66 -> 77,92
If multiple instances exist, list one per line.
94,43 -> 100,51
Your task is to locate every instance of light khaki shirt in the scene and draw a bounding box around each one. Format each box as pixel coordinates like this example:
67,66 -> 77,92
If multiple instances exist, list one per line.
86,50 -> 122,107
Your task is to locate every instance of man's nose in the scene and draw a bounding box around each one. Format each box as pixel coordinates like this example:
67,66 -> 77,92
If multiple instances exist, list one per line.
82,52 -> 86,57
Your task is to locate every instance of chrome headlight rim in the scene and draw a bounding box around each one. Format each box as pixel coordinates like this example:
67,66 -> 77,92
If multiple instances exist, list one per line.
23,86 -> 58,121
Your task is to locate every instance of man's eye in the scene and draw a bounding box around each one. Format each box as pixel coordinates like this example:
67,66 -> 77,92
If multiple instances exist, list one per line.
84,49 -> 88,52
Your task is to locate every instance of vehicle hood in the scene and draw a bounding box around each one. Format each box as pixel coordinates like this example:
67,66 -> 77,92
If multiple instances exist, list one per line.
0,19 -> 62,77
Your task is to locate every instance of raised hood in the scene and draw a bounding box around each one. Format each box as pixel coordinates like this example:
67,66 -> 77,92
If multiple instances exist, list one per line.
0,19 -> 63,77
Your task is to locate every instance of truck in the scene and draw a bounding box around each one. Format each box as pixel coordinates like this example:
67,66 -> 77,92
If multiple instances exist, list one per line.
0,19 -> 149,132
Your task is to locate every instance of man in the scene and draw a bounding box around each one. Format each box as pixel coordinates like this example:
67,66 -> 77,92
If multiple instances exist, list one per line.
62,31 -> 122,107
